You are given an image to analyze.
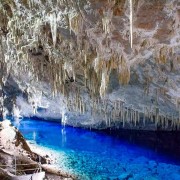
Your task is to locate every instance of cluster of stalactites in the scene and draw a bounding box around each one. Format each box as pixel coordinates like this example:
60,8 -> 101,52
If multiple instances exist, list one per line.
154,46 -> 174,64
27,53 -> 73,97
92,54 -> 130,97
1,0 -> 133,99
64,93 -> 180,130
69,13 -> 83,35
102,16 -> 111,34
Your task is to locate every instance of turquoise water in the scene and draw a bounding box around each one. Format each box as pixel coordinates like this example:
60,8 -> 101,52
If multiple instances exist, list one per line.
11,118 -> 180,180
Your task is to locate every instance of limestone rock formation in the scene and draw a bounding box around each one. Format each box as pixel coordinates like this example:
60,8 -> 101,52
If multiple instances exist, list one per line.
0,120 -> 74,179
0,0 -> 180,130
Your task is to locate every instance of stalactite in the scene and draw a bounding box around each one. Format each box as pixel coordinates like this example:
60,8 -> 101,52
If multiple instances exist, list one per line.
176,118 -> 178,130
143,106 -> 146,126
171,114 -> 174,130
163,115 -> 165,129
178,117 -> 180,130
164,115 -> 168,130
178,111 -> 180,130
116,100 -> 119,118
135,110 -> 137,126
100,68 -> 109,97
129,0 -> 133,49
132,109 -> 134,125
159,47 -> 167,64
69,14 -> 81,34
149,110 -> 152,123
118,56 -> 130,85
155,107 -> 159,128
119,101 -> 122,121
165,115 -> 168,129
105,112 -> 108,126
129,107 -> 131,123
123,109 -> 125,128
131,106 -> 133,123
102,16 -> 111,34
48,12 -> 57,47
162,115 -> 165,129
79,97 -> 82,114
160,115 -> 163,129
137,111 -> 140,124
118,100 -> 122,117
82,98 -> 85,114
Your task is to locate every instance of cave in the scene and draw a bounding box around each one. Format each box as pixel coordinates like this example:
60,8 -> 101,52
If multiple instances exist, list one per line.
0,0 -> 180,179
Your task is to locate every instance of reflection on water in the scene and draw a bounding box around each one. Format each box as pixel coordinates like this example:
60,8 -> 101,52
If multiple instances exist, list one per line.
101,128 -> 180,163
61,128 -> 67,147
10,117 -> 180,180
33,131 -> 36,141
13,117 -> 22,129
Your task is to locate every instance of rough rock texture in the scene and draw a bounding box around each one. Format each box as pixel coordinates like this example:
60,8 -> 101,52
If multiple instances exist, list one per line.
0,120 -> 75,179
0,120 -> 35,158
0,0 -> 180,130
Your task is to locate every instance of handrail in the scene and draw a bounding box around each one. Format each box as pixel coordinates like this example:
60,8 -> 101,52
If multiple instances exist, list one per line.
0,164 -> 11,167
0,163 -> 40,169
0,163 -> 39,167
0,157 -> 42,176
16,168 -> 41,172
16,163 -> 39,166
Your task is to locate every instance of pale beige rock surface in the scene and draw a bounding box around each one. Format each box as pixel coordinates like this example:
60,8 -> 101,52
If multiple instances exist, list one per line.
0,0 -> 179,130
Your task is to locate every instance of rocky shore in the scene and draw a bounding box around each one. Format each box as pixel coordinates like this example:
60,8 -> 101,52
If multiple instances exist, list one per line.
0,120 -> 76,180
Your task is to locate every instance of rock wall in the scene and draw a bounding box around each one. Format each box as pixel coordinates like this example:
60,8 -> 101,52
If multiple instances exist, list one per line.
0,0 -> 180,130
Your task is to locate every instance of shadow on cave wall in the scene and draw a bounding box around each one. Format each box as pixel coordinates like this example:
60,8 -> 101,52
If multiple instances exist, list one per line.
3,75 -> 28,115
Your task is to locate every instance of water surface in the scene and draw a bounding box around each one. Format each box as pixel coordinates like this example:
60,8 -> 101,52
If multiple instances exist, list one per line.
11,118 -> 180,180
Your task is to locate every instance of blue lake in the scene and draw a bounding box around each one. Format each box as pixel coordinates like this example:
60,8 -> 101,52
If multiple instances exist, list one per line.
10,118 -> 180,180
